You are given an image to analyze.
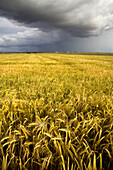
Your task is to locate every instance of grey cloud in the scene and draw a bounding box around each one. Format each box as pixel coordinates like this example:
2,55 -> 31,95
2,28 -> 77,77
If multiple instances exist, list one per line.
0,0 -> 113,37
0,26 -> 69,49
0,17 -> 27,35
0,15 -> 73,52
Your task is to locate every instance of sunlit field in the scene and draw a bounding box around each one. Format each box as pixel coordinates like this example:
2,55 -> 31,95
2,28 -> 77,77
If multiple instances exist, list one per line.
0,53 -> 113,169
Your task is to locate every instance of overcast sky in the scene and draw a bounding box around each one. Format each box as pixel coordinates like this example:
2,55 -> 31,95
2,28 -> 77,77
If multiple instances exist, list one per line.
0,0 -> 113,52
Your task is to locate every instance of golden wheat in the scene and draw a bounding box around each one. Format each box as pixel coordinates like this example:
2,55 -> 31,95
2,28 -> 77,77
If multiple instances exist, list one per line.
0,53 -> 113,169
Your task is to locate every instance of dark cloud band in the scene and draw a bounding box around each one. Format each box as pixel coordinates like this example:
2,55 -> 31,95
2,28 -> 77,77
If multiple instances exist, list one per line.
0,0 -> 113,37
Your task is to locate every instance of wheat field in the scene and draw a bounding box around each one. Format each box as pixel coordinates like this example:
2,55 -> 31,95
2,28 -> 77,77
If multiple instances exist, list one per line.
0,53 -> 113,169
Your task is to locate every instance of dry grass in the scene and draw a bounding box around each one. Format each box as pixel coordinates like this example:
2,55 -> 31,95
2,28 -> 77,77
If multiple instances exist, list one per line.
0,53 -> 113,169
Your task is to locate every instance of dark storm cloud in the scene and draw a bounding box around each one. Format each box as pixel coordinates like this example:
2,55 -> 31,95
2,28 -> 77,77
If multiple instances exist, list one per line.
0,0 -> 113,53
0,0 -> 113,37
0,18 -> 71,52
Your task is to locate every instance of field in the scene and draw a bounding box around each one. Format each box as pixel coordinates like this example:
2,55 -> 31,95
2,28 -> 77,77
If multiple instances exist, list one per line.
0,53 -> 113,169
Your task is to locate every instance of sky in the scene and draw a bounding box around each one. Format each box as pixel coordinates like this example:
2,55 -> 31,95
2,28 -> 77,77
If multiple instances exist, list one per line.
0,0 -> 113,52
